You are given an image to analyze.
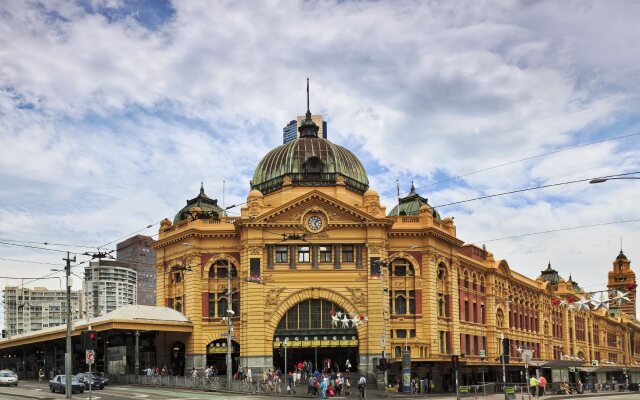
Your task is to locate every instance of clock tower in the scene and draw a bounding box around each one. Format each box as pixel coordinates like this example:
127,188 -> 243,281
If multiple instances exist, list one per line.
607,249 -> 637,318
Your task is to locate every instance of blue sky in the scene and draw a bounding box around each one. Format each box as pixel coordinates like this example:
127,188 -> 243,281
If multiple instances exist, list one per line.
1,0 -> 640,325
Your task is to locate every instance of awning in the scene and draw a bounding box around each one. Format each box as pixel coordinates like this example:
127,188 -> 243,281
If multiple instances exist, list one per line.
531,360 -> 584,368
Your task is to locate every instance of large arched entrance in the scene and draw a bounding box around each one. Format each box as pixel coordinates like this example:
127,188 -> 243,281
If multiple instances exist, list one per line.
274,299 -> 358,374
206,339 -> 240,375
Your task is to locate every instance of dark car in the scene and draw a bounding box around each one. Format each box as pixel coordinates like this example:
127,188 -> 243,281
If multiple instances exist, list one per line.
75,373 -> 105,390
92,371 -> 109,386
49,375 -> 85,394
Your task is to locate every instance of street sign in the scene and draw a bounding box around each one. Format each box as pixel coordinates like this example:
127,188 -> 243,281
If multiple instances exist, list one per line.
380,335 -> 386,347
220,333 -> 237,339
86,350 -> 95,365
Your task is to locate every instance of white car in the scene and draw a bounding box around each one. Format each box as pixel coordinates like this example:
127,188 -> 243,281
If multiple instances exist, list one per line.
0,370 -> 18,386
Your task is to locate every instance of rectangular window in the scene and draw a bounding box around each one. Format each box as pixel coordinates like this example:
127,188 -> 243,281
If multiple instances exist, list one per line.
319,246 -> 332,262
466,335 -> 471,355
480,304 -> 485,324
410,329 -> 416,338
275,246 -> 288,263
396,329 -> 407,338
298,246 -> 310,262
473,335 -> 479,355
439,331 -> 446,354
464,300 -> 469,322
250,258 -> 261,279
342,245 -> 355,262
472,302 -> 477,322
370,257 -> 380,276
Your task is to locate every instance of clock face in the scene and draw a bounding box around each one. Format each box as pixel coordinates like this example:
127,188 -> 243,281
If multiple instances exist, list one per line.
307,215 -> 323,231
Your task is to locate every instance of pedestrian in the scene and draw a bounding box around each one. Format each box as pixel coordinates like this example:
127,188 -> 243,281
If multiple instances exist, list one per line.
287,371 -> 296,394
358,375 -> 366,399
247,367 -> 252,383
538,375 -> 547,396
529,375 -> 538,396
424,376 -> 430,393
38,368 -> 45,383
320,375 -> 328,399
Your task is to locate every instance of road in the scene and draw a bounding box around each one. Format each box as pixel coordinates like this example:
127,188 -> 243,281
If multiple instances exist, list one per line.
0,381 -> 257,400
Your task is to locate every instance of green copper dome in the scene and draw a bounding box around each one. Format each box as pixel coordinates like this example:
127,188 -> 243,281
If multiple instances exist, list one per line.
388,183 -> 441,219
252,137 -> 369,194
540,262 -> 560,285
174,184 -> 226,223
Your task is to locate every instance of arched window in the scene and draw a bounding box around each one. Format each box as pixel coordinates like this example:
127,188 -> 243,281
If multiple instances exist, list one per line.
175,302 -> 182,313
480,276 -> 485,293
214,259 -> 238,278
208,265 -> 216,279
464,271 -> 470,289
438,296 -> 445,317
395,295 -> 407,314
472,273 -> 477,291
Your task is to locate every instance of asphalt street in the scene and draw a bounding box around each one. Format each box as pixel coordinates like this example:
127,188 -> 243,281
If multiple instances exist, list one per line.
0,381 -> 256,400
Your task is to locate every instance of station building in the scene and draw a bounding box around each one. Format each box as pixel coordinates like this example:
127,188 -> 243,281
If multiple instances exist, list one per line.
152,103 -> 640,388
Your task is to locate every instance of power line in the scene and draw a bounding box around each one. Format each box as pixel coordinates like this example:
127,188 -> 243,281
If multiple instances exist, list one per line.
469,218 -> 640,245
431,171 -> 640,209
98,221 -> 162,248
0,238 -> 106,250
0,241 -> 79,255
0,257 -> 62,266
385,131 -> 640,200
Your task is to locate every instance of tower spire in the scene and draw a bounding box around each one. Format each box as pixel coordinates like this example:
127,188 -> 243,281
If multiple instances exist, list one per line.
298,78 -> 320,138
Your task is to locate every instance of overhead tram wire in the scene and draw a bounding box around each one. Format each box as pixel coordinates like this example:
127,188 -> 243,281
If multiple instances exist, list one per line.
0,238 -> 108,250
0,257 -> 63,266
430,171 -> 640,209
385,131 -> 640,200
469,218 -> 640,245
0,241 -> 80,255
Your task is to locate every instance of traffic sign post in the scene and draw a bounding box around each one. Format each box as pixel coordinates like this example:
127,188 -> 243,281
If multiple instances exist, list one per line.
86,349 -> 95,400
86,350 -> 95,365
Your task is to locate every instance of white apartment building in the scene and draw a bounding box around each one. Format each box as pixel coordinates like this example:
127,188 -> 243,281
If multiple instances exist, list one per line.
83,260 -> 137,318
2,286 -> 82,337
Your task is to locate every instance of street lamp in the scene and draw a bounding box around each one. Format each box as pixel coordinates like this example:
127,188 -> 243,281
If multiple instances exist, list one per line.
589,174 -> 640,184
374,245 -> 419,398
181,242 -> 234,390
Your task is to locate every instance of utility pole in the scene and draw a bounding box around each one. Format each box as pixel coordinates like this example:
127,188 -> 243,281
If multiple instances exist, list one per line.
64,251 -> 75,399
501,332 -> 507,400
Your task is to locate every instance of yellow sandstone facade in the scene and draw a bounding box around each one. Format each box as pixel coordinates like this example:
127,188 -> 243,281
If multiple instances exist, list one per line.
153,106 -> 640,388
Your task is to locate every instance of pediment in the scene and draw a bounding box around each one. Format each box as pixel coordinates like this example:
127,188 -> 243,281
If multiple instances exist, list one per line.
253,191 -> 390,226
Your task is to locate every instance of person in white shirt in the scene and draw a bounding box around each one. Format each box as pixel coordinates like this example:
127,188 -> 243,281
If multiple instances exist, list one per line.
247,367 -> 252,383
358,375 -> 366,399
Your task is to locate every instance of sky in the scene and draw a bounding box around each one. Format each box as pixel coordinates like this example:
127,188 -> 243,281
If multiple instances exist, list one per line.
1,0 -> 640,327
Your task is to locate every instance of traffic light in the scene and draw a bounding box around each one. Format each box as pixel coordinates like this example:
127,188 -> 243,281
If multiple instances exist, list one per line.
451,354 -> 459,369
82,330 -> 98,350
502,338 -> 510,364
377,357 -> 388,371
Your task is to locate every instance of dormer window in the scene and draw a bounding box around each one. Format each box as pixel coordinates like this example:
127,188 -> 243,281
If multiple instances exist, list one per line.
619,261 -> 623,271
303,156 -> 323,174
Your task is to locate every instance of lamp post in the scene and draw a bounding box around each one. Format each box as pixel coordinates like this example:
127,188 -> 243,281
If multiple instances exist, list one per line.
374,245 -> 419,398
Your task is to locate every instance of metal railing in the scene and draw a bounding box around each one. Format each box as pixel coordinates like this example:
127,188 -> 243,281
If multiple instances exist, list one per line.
108,374 -> 286,394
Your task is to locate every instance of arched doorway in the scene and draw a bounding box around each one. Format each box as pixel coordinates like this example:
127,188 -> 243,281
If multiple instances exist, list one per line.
274,299 -> 358,374
170,341 -> 185,376
206,339 -> 240,376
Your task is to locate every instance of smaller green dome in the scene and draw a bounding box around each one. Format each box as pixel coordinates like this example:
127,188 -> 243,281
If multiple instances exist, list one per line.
174,183 -> 226,223
540,262 -> 560,285
617,249 -> 628,260
388,182 -> 441,219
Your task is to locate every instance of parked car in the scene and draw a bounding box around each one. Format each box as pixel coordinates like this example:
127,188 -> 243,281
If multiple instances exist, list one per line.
75,372 -> 104,390
92,371 -> 109,386
49,375 -> 85,394
0,370 -> 18,386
